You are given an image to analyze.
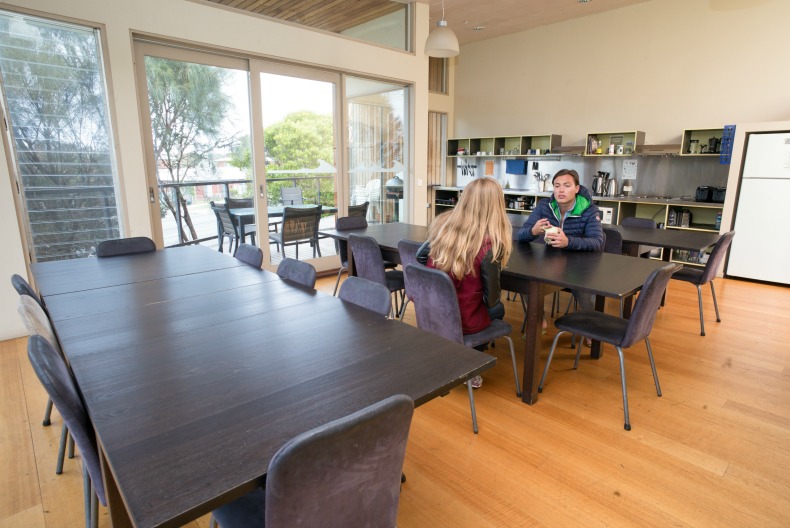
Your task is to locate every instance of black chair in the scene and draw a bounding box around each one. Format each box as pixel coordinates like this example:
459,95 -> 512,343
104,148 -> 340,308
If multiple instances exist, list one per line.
332,215 -> 368,295
95,236 -> 155,257
396,239 -> 423,320
404,264 -> 522,434
209,394 -> 413,528
602,226 -> 624,255
27,335 -> 106,528
277,257 -> 317,289
234,243 -> 263,268
538,263 -> 676,431
670,231 -> 735,336
348,234 -> 404,318
621,217 -> 660,258
269,206 -> 322,259
17,295 -> 74,474
338,276 -> 392,317
228,196 -> 279,235
280,186 -> 303,205
348,201 -> 369,218
211,201 -> 256,255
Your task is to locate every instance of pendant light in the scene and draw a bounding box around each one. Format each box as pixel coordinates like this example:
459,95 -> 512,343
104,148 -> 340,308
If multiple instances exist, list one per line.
425,0 -> 459,57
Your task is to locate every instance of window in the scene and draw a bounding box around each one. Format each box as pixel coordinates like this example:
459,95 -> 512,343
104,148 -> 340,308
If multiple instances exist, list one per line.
0,11 -> 121,262
428,57 -> 447,94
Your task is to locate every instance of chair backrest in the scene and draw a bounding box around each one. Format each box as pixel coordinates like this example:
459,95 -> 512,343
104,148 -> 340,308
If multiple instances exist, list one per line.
277,258 -> 317,289
225,197 -> 253,209
27,335 -> 106,506
280,186 -> 303,205
621,263 -> 677,348
17,295 -> 61,356
211,201 -> 239,236
235,243 -> 263,268
280,206 -> 321,244
621,217 -> 657,229
348,234 -> 388,287
348,201 -> 369,218
397,239 -> 423,298
699,231 -> 735,284
96,237 -> 156,258
602,226 -> 624,254
335,216 -> 368,266
403,264 -> 464,345
11,273 -> 43,307
265,394 -> 413,528
338,276 -> 392,317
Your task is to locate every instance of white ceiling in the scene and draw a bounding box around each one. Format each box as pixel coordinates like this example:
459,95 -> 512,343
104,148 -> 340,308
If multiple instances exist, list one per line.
426,0 -> 651,46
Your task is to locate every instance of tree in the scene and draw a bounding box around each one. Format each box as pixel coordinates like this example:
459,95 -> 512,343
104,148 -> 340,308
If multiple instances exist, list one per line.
145,57 -> 236,243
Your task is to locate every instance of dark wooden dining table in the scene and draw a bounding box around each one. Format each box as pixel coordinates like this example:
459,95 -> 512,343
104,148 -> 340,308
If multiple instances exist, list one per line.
229,204 -> 339,241
608,224 -> 721,258
32,246 -> 493,528
319,222 -> 677,405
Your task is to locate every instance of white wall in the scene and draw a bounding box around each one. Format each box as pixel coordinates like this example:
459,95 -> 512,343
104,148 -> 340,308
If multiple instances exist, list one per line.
0,0 -> 432,339
453,0 -> 790,146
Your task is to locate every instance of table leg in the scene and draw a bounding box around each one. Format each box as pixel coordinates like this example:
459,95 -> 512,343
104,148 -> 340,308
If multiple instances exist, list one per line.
98,444 -> 133,527
521,280 -> 543,404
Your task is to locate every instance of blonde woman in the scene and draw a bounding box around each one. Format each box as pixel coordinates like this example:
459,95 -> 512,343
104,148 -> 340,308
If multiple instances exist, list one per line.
416,177 -> 512,387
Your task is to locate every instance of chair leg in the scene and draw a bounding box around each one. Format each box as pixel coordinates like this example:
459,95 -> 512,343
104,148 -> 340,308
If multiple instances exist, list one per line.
69,435 -> 75,458
209,515 -> 218,528
43,398 -> 53,426
83,464 -> 91,528
572,335 -> 585,369
332,266 -> 346,296
467,380 -> 479,434
502,336 -> 522,397
538,331 -> 568,392
644,337 -> 662,397
399,298 -> 410,321
696,285 -> 705,336
615,346 -> 631,431
90,482 -> 99,528
710,281 -> 721,323
56,424 -> 68,474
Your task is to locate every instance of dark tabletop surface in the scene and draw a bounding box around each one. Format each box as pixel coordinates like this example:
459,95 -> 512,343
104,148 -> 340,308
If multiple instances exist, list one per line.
35,247 -> 493,528
319,222 -> 428,251
608,225 -> 721,252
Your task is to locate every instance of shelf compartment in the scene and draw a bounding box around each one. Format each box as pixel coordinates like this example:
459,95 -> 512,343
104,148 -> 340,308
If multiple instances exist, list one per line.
585,131 -> 645,156
680,127 -> 725,156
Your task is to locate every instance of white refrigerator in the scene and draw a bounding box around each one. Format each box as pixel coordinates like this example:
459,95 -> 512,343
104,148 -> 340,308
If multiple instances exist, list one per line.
726,132 -> 790,285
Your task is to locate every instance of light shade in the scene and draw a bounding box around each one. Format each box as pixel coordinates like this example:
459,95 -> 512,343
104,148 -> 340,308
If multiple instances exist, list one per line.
425,20 -> 459,58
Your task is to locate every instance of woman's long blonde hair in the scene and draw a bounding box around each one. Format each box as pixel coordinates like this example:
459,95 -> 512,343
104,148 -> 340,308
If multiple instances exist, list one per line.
428,177 -> 512,278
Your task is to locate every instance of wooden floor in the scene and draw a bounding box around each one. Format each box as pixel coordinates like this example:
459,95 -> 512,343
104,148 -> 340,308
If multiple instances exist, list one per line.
2,274 -> 789,527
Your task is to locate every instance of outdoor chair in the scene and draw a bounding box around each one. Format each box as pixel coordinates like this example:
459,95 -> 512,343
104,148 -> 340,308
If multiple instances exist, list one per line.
396,239 -> 423,320
338,276 -> 392,317
234,243 -> 263,268
538,263 -> 676,431
280,186 -> 303,205
227,197 -> 277,234
96,236 -> 155,257
332,215 -> 368,295
17,295 -> 74,475
268,205 -> 322,259
209,394 -> 413,528
622,217 -> 660,258
27,335 -> 106,528
404,264 -> 522,434
211,201 -> 256,255
348,201 -> 369,218
348,234 -> 404,318
671,231 -> 735,336
277,257 -> 317,289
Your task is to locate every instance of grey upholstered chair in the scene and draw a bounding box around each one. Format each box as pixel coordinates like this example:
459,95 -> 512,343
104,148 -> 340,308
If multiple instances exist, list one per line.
332,215 -> 368,295
348,234 -> 404,318
11,273 -> 43,308
396,239 -> 423,320
95,236 -> 155,257
404,264 -> 522,433
279,186 -> 303,205
277,258 -> 317,289
211,201 -> 255,255
539,263 -> 676,431
268,205 -> 322,259
234,243 -> 263,269
27,335 -> 106,528
602,226 -> 624,255
17,295 -> 74,474
621,217 -> 660,258
670,231 -> 735,336
209,394 -> 414,528
338,276 -> 392,317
